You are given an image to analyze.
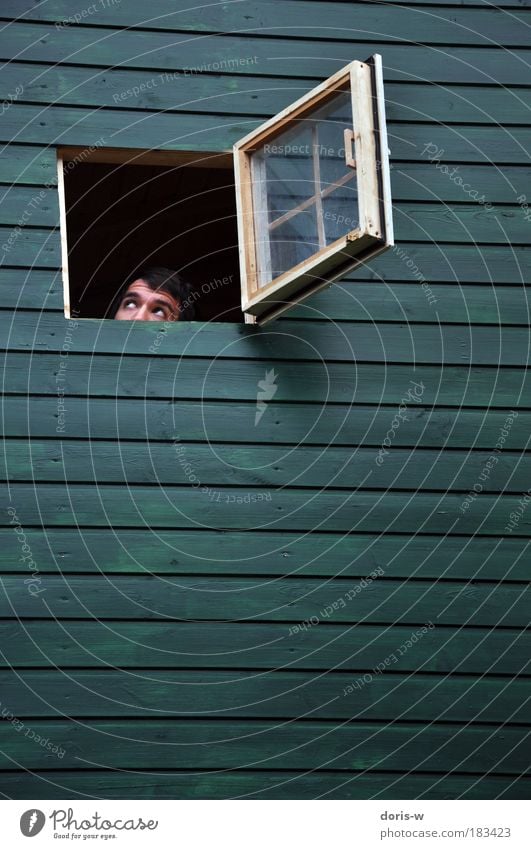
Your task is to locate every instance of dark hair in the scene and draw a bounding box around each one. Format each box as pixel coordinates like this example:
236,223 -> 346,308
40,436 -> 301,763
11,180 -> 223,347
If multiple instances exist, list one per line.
110,266 -> 197,320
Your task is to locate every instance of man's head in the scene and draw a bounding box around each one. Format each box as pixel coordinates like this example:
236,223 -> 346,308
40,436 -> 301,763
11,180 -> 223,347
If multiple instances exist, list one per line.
112,266 -> 196,321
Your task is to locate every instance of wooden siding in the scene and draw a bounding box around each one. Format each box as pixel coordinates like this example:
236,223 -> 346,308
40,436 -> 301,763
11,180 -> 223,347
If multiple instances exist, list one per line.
0,0 -> 530,800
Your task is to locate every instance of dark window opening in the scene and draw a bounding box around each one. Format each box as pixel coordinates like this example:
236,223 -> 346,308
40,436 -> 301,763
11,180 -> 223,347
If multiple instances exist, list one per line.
62,155 -> 242,322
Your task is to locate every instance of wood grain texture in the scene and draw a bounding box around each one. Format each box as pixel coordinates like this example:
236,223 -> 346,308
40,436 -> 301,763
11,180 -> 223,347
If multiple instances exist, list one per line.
2,1 -> 531,45
2,769 -> 530,800
2,311 -> 531,364
2,396 -> 530,449
4,63 -> 531,126
2,104 -> 531,162
2,273 -> 531,324
0,574 -> 528,624
1,669 -> 528,722
2,23 -> 531,85
0,719 -> 528,772
3,439 -> 531,494
1,620 -> 529,673
1,353 -> 530,406
1,528 -> 529,580
2,194 -> 530,242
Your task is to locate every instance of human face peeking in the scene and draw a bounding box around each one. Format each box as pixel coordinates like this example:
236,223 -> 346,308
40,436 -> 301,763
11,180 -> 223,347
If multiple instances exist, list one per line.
114,279 -> 180,321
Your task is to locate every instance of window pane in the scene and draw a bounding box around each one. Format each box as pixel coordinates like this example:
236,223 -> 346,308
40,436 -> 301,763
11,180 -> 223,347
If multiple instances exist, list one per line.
269,206 -> 320,279
251,90 -> 357,287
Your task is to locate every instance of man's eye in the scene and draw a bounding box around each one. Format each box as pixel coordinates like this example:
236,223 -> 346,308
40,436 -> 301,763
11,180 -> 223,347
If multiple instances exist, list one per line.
154,307 -> 166,316
123,299 -> 136,308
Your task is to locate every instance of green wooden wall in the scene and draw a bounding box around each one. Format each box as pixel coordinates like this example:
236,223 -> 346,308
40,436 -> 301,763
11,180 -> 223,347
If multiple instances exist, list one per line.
1,0 -> 530,799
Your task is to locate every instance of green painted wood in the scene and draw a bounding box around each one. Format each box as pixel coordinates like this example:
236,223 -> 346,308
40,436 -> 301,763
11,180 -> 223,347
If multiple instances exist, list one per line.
360,0 -> 531,6
1,620 -> 528,673
394,204 -> 530,244
3,272 -> 531,324
0,187 -> 58,227
3,440 -> 531,494
0,719 -> 527,772
6,483 -> 531,535
2,23 -> 531,85
0,270 -> 61,308
349,245 -> 531,284
3,1 -> 531,45
0,573 -> 528,624
1,397 -> 530,453
0,146 -> 56,186
2,312 -> 531,365
2,165 -> 529,222
3,102 -> 531,162
0,227 -> 59,267
5,62 -> 531,126
1,353 -> 529,406
2,769 -> 530,800
290,283 -> 531,324
2,238 -> 529,286
1,670 -> 528,722
2,527 -> 530,581
2,193 -> 529,242
1,528 -> 528,580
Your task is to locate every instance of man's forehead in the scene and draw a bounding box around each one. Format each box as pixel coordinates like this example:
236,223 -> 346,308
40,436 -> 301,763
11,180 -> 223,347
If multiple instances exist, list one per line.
126,279 -> 178,304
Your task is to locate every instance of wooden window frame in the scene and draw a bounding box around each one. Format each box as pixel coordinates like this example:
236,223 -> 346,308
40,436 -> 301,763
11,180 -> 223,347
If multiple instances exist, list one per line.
233,54 -> 393,325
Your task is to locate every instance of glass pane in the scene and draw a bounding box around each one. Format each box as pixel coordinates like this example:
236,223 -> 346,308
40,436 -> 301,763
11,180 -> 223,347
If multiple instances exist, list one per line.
322,185 -> 358,243
251,90 -> 358,287
269,206 -> 320,279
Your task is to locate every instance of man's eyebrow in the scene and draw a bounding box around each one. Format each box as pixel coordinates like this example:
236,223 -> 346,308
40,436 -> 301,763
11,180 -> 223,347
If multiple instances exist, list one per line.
153,296 -> 176,309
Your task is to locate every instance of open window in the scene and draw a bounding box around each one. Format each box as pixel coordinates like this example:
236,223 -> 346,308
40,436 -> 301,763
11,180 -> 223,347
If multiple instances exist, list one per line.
57,54 -> 391,325
234,53 -> 393,324
57,148 -> 242,322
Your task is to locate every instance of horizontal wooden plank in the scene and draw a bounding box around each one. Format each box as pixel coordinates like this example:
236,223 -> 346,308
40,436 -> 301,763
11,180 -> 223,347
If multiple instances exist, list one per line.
2,23 -> 531,85
2,311 -> 531,364
4,62 -> 531,125
3,440 -> 531,493
1,669 -> 528,722
1,226 -> 530,282
1,620 -> 528,673
394,204 -> 530,244
0,269 -> 61,308
0,574 -> 528,624
2,1 -> 531,46
2,353 -> 530,406
2,167 -> 529,231
3,272 -> 531,324
23,483 -> 531,534
3,103 -> 531,163
351,244 -> 531,284
2,241 -> 529,288
2,194 -> 529,243
0,227 -> 59,267
0,719 -> 527,772
2,768 -> 530,800
3,162 -> 531,217
0,187 -> 58,227
289,283 -> 531,323
363,0 -> 530,6
2,229 -> 531,285
5,482 -> 531,535
0,145 -> 56,186
3,396 -> 529,451
1,527 -> 528,580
